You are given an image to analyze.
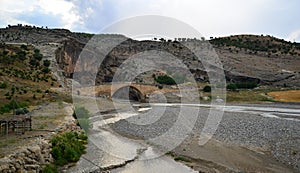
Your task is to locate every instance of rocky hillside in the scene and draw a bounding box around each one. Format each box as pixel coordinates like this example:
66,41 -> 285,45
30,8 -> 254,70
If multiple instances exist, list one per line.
211,35 -> 300,87
1,25 -> 300,88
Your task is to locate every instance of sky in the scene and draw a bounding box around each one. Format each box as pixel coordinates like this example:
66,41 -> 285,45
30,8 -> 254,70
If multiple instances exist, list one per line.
0,0 -> 300,42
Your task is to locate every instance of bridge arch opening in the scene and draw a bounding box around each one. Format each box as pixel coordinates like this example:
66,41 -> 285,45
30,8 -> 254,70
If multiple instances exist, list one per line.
112,85 -> 144,102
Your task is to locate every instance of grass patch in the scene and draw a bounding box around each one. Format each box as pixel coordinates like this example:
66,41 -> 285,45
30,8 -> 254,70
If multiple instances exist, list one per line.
226,90 -> 274,103
0,138 -> 17,148
37,123 -> 47,129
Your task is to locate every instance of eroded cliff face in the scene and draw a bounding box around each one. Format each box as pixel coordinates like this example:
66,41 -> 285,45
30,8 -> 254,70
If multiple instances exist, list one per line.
1,26 -> 300,88
55,39 -> 85,78
52,35 -> 300,88
55,36 -> 209,86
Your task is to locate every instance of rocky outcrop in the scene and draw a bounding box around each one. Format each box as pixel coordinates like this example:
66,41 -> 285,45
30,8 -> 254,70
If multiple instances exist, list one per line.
0,105 -> 82,173
55,39 -> 85,78
0,138 -> 52,173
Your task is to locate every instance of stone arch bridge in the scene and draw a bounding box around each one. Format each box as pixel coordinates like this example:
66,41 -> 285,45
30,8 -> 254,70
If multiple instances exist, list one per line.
75,83 -> 177,102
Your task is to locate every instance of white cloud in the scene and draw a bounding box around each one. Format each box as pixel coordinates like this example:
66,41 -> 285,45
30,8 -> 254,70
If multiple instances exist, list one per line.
0,0 -> 80,29
287,29 -> 300,42
94,0 -> 275,38
0,0 -> 35,13
0,0 -> 299,41
36,0 -> 79,28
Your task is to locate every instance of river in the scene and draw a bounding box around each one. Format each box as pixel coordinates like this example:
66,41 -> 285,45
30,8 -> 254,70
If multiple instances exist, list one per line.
67,102 -> 300,172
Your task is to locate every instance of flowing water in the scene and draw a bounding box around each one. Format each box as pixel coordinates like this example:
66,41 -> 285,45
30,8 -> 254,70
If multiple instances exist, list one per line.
68,103 -> 300,172
67,106 -> 197,173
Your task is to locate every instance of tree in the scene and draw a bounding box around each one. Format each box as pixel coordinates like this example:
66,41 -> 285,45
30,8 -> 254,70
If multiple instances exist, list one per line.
203,85 -> 211,92
0,82 -> 7,89
34,52 -> 43,61
43,59 -> 51,67
159,38 -> 166,42
17,50 -> 26,61
155,75 -> 176,85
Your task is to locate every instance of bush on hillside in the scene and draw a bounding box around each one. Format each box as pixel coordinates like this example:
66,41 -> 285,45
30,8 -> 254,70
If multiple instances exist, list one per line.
236,82 -> 258,89
227,83 -> 237,91
0,82 -> 7,89
203,85 -> 211,92
0,100 -> 29,114
50,132 -> 87,166
43,164 -> 58,173
155,75 -> 176,85
43,59 -> 51,67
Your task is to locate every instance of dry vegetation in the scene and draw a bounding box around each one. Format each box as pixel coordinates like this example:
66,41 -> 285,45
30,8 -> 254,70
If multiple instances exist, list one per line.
268,90 -> 300,102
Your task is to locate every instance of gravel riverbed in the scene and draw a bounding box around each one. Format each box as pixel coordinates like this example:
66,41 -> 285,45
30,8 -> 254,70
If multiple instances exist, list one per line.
110,103 -> 300,171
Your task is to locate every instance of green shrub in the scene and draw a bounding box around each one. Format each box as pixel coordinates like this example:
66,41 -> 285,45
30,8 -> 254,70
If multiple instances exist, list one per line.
203,85 -> 211,92
36,89 -> 42,93
20,44 -> 28,51
43,164 -> 58,173
42,68 -> 50,73
33,52 -> 43,61
73,106 -> 90,119
34,49 -> 40,54
227,83 -> 237,91
0,82 -> 7,89
16,107 -> 29,115
50,132 -> 87,166
43,60 -> 51,67
78,133 -> 88,141
29,59 -> 39,67
0,106 -> 10,114
2,50 -> 8,56
16,50 -> 26,61
236,82 -> 258,89
174,157 -> 191,162
155,75 -> 176,85
0,100 -> 28,114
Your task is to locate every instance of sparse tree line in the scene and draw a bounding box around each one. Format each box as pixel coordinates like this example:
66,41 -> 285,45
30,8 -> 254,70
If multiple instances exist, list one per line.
0,44 -> 53,82
210,35 -> 300,56
153,37 -> 206,43
0,44 -> 57,106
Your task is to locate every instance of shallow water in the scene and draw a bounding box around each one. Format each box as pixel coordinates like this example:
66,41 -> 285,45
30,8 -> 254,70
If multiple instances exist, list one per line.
68,106 -> 198,173
69,103 -> 300,172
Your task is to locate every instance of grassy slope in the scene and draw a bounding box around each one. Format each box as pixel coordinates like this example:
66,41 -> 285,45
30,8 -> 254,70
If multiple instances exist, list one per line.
0,43 -> 60,115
